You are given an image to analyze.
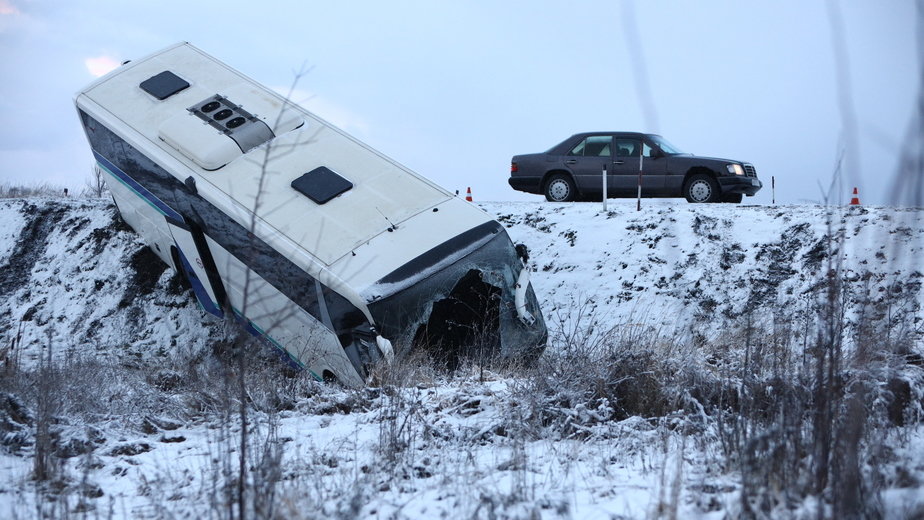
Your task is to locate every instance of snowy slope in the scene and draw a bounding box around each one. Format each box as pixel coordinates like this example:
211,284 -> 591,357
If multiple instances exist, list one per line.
0,197 -> 922,519
485,200 -> 923,341
0,199 -> 220,368
2,198 -> 920,366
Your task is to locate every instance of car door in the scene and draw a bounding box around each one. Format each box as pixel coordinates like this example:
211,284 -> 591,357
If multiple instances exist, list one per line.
610,138 -> 668,196
564,135 -> 615,196
640,140 -> 668,195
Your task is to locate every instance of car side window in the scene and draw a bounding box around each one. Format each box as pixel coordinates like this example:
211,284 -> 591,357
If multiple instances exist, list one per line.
568,136 -> 611,157
615,139 -> 641,157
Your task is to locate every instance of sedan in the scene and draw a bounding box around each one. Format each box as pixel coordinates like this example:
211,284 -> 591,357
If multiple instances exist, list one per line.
509,132 -> 762,203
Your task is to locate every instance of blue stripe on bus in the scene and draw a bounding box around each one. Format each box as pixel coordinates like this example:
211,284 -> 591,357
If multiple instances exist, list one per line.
93,151 -> 184,222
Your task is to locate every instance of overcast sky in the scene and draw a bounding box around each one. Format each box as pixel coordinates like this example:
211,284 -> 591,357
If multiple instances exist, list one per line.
0,1 -> 919,205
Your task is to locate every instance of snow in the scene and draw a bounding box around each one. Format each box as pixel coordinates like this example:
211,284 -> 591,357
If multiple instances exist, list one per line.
0,198 -> 222,368
485,200 -> 924,338
0,197 -> 922,519
0,200 -> 26,263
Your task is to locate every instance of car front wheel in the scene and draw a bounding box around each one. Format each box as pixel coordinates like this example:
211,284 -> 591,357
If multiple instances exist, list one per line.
684,174 -> 720,203
544,174 -> 576,202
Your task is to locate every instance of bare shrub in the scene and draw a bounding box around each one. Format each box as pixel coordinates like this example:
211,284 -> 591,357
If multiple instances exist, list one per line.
197,404 -> 286,520
509,305 -> 706,440
180,327 -> 317,520
0,326 -> 215,519
31,342 -> 61,484
361,346 -> 438,485
509,275 -> 922,519
0,182 -> 70,199
81,165 -> 108,198
708,205 -> 924,519
368,343 -> 439,389
375,384 -> 425,470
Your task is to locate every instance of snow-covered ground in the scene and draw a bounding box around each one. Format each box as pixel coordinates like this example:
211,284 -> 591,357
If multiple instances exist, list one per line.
0,197 -> 922,519
487,200 -> 923,338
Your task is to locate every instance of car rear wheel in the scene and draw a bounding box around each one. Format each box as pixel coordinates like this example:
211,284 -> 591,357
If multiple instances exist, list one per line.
544,174 -> 576,202
684,174 -> 720,203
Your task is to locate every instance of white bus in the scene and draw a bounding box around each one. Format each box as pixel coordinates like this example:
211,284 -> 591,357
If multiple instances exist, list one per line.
75,43 -> 546,385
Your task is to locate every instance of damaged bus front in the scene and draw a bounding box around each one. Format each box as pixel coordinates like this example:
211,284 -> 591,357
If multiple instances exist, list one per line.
364,220 -> 545,369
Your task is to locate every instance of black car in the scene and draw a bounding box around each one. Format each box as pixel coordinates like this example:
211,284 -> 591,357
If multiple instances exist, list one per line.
509,132 -> 762,203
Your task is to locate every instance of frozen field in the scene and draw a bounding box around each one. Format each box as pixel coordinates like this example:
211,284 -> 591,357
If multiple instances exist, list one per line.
0,197 -> 922,519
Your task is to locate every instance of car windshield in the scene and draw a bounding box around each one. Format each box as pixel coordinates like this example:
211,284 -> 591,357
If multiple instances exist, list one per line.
649,135 -> 683,155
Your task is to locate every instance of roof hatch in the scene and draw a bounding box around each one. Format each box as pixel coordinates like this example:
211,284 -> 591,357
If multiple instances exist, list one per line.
291,166 -> 353,204
140,71 -> 189,100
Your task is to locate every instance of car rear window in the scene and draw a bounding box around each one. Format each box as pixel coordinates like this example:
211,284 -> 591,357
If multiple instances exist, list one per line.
569,136 -> 611,157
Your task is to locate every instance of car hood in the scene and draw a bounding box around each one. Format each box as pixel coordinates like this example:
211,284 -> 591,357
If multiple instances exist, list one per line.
677,154 -> 743,165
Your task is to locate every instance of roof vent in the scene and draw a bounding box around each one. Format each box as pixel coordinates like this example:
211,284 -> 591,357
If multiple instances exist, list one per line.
140,71 -> 189,100
158,84 -> 304,170
188,95 -> 275,154
291,167 -> 353,204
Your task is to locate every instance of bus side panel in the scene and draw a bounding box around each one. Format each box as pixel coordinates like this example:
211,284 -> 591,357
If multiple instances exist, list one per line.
205,236 -> 362,385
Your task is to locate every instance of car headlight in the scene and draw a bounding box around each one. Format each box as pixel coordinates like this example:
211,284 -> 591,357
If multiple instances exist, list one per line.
726,164 -> 744,175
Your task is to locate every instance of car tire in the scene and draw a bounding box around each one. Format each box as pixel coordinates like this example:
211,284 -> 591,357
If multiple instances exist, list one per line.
684,174 -> 720,203
544,174 -> 576,202
721,193 -> 743,203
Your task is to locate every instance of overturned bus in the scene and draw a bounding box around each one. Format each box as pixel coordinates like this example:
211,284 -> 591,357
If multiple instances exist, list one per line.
74,42 -> 546,386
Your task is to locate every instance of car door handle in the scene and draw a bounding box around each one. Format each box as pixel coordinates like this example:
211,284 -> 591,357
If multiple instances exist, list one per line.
565,159 -> 577,165
614,160 -> 625,165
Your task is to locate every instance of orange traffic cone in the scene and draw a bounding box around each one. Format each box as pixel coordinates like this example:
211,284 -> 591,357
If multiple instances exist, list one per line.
849,187 -> 860,205
465,187 -> 473,202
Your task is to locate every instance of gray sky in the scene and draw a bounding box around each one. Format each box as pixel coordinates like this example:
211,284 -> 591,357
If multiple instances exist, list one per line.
0,0 -> 918,205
